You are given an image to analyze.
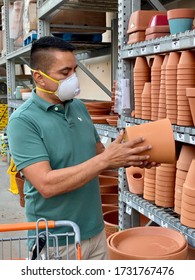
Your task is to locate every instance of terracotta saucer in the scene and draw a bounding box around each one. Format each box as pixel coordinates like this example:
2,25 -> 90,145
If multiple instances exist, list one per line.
109,226 -> 187,259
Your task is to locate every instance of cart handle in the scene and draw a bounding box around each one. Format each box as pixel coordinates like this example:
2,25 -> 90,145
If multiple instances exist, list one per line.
0,220 -> 55,232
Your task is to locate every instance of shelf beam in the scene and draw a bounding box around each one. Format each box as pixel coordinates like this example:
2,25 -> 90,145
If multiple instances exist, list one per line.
146,0 -> 166,11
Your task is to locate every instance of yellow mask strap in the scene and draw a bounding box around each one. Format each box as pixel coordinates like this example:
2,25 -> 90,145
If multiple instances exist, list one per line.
31,69 -> 60,84
36,86 -> 56,94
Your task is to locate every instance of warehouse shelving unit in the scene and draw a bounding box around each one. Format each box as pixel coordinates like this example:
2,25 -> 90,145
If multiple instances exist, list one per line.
117,0 -> 195,248
2,0 -> 195,248
1,0 -> 119,111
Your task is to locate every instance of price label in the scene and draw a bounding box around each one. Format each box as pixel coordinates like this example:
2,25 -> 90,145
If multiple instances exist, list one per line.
138,206 -> 144,215
128,49 -> 133,56
141,46 -> 146,54
160,220 -> 168,228
153,44 -> 160,53
189,135 -> 195,145
172,39 -> 180,49
148,213 -> 154,221
103,131 -> 109,137
126,206 -> 132,215
125,122 -> 131,127
177,133 -> 185,142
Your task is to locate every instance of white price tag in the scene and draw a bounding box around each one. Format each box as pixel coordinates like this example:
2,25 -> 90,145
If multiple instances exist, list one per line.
148,213 -> 154,221
125,122 -> 131,127
126,206 -> 132,215
153,44 -> 160,53
138,206 -> 144,215
103,131 -> 109,137
177,133 -> 184,142
189,135 -> 195,145
172,39 -> 180,49
128,49 -> 133,56
160,220 -> 168,228
141,46 -> 146,54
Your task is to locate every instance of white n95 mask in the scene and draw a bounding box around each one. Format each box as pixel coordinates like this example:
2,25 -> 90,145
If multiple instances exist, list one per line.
34,70 -> 80,101
55,73 -> 80,101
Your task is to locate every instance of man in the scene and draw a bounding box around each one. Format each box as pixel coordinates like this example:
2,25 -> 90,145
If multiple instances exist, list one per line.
7,36 -> 154,260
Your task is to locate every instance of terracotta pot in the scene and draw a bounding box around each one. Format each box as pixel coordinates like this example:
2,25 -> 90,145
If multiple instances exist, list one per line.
108,226 -> 188,260
126,166 -> 144,194
178,50 -> 195,67
182,193 -> 195,205
185,159 -> 195,187
101,194 -> 118,206
167,8 -> 195,19
176,144 -> 195,171
127,10 -> 166,34
186,87 -> 195,125
103,209 -> 119,238
167,9 -> 194,34
180,215 -> 195,228
125,118 -> 175,164
127,31 -> 146,44
102,205 -> 118,214
166,51 -> 181,70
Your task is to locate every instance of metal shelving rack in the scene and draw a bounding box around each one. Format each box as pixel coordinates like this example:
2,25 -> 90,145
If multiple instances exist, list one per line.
2,0 -> 119,110
117,0 -> 195,248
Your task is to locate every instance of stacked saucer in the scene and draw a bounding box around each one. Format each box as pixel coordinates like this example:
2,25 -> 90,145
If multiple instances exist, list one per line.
143,167 -> 156,201
155,164 -> 176,208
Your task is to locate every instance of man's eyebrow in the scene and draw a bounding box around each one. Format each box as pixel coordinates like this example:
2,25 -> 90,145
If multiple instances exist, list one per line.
59,65 -> 78,71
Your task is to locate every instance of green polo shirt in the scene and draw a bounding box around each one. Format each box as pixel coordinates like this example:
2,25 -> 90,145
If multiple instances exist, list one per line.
7,90 -> 104,249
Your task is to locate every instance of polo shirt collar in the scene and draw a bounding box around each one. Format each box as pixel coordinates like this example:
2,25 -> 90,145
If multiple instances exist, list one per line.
32,89 -> 53,111
32,88 -> 73,111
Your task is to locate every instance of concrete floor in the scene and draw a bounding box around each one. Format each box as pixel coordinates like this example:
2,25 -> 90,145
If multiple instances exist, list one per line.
0,162 -> 26,259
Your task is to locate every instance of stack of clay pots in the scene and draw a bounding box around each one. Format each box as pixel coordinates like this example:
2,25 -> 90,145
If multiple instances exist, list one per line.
180,159 -> 195,228
125,166 -> 145,195
177,50 -> 195,126
174,144 -> 195,214
151,55 -> 164,120
99,170 -> 119,213
166,51 -> 181,124
158,54 -> 169,120
155,164 -> 176,208
107,226 -> 188,259
143,167 -> 156,202
127,10 -> 167,44
134,57 -> 150,118
186,87 -> 195,126
141,82 -> 151,120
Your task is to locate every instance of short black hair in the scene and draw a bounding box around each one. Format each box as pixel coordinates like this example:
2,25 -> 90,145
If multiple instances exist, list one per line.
30,36 -> 75,72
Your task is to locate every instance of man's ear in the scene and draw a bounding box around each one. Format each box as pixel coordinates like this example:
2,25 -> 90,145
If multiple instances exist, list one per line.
32,71 -> 45,87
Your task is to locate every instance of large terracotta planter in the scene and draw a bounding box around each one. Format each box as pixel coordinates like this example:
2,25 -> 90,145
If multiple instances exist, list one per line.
125,118 -> 176,164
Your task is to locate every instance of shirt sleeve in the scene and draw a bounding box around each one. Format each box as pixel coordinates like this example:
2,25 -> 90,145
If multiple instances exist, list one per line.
7,117 -> 49,171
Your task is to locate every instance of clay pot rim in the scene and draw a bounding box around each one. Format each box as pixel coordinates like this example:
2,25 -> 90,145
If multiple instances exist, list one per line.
167,8 -> 195,19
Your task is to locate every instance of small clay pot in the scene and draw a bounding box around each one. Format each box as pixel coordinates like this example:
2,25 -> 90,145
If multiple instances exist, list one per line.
126,166 -> 144,194
125,118 -> 176,164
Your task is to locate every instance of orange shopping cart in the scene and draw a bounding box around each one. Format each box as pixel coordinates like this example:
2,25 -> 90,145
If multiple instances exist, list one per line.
0,218 -> 82,260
